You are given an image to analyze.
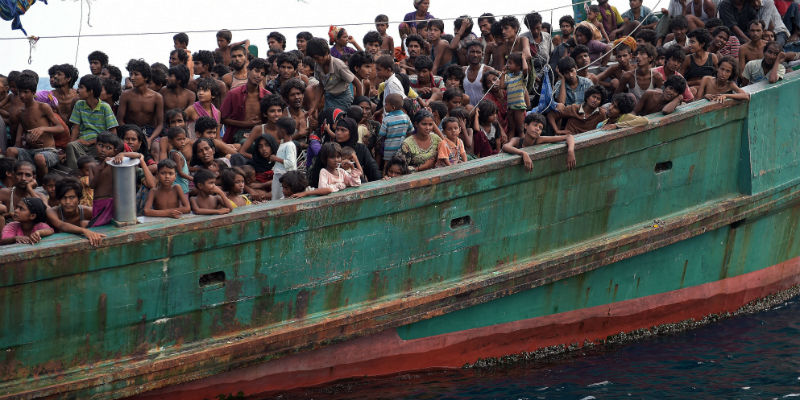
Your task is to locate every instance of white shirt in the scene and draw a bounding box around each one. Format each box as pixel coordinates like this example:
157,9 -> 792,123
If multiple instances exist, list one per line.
273,140 -> 297,174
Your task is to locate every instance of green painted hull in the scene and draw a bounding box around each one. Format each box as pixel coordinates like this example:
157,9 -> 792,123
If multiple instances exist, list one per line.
2,73 -> 800,399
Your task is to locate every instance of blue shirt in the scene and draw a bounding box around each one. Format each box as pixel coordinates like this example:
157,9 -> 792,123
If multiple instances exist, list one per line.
552,76 -> 594,106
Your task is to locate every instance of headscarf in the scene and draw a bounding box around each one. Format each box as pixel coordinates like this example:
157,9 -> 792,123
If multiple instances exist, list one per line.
613,36 -> 637,52
335,117 -> 359,148
328,25 -> 345,45
251,134 -> 280,173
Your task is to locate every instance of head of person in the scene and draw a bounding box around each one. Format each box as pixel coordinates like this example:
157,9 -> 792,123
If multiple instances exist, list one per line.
156,159 -> 177,185
375,14 -> 389,34
96,131 -> 124,159
192,50 -> 215,75
167,64 -> 190,89
748,19 -> 765,41
763,41 -> 782,66
427,19 -> 445,42
476,100 -> 498,125
254,134 -> 279,162
318,142 -> 343,171
88,50 -> 109,75
41,172 -> 61,198
584,85 -> 605,109
169,49 -> 188,67
635,43 -> 657,68
189,138 -> 216,167
210,64 -> 230,80
193,169 -> 220,195
216,29 -> 233,47
440,116 -> 460,140
687,28 -> 712,53
716,56 -> 739,82
13,161 -> 35,190
279,170 -> 309,197
173,32 -> 189,50
478,13 -> 496,36
524,112 -> 547,141
259,94 -> 286,124
77,74 -> 102,100
363,31 -> 383,56
574,25 -> 592,45
219,168 -> 246,194
383,93 -> 404,113
663,75 -> 687,101
280,78 -> 306,110
306,38 -> 332,65
126,59 -> 151,87
276,116 -> 296,140
374,55 -> 395,81
524,12 -> 543,38
77,156 -> 96,177
480,70 -> 500,93
442,87 -> 464,110
499,16 -> 520,41
710,26 -> 732,50
195,77 -> 219,105
14,197 -> 47,225
227,45 -> 248,71
275,52 -> 299,81
295,31 -> 313,53
165,127 -> 188,151
117,124 -> 148,158
664,45 -> 685,73
413,0 -> 430,13
54,177 -> 83,213
100,78 -> 121,104
246,57 -> 269,86
557,56 -> 578,83
507,52 -> 524,73
608,93 -> 636,119
15,73 -> 37,104
442,64 -> 465,89
762,29 -> 775,42
570,44 -> 591,68
166,108 -> 186,128
384,154 -> 410,178
587,5 -> 601,21
669,16 -> 689,40
267,31 -> 287,51
635,29 -> 658,47
412,109 -> 435,136
558,15 -> 575,37
333,117 -> 359,147
614,43 -> 633,67
195,116 -> 219,139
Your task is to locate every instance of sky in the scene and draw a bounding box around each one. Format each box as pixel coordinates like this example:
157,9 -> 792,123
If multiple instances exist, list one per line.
1,0 -> 661,79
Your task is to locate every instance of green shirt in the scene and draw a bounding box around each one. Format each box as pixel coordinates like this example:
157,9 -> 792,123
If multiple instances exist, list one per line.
69,99 -> 118,141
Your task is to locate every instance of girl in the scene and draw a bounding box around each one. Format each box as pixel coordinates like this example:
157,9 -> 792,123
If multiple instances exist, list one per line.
46,177 -> 106,246
473,100 -> 506,157
681,29 -> 718,95
190,138 -> 222,175
1,197 -> 54,245
292,143 -> 360,198
184,77 -> 220,125
249,135 -> 279,187
41,173 -> 62,207
383,155 -> 410,179
270,117 -> 298,201
219,168 -> 251,208
401,110 -> 442,172
118,124 -> 156,170
695,57 -> 749,103
339,146 -> 364,183
437,117 -> 468,167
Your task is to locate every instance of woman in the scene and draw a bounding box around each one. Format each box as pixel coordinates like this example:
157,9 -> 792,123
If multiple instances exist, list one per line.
309,117 -> 380,187
329,27 -> 361,60
403,0 -> 434,32
190,138 -> 224,175
401,109 -> 442,172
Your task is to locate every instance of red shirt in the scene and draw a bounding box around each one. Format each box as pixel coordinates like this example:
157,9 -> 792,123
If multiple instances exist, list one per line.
220,84 -> 270,143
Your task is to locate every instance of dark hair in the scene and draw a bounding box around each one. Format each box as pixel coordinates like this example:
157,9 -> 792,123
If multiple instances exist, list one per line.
749,19 -> 765,30
348,51 -> 375,73
88,50 -> 109,66
664,75 -> 687,93
524,12 -> 543,29
173,32 -> 189,45
14,160 -> 36,174
481,70 -> 500,91
687,28 -> 712,50
454,15 -> 474,37
230,44 -> 247,56
211,64 -> 230,77
705,17 -> 724,30
441,116 -> 460,131
557,56 -> 577,74
302,56 -> 316,71
428,19 -> 445,32
412,109 -> 435,125
464,40 -> 483,52
165,108 -> 186,126
268,31 -> 287,49
190,138 -> 216,166
384,154 -> 409,175
717,56 -> 739,81
276,52 -> 299,69
97,131 -> 124,153
443,64 -> 466,83
280,77 -> 306,100
669,15 -> 689,31
405,34 -> 427,50
306,38 -> 331,58
118,124 -> 151,161
16,73 -> 37,92
216,29 -> 232,42
363,31 -> 382,46
635,29 -> 658,46
664,45 -> 685,61
22,197 -> 48,224
559,15 -> 575,27
50,63 -> 79,87
374,55 -> 394,71
193,169 -> 216,185
260,94 -> 286,115
76,156 -> 95,170
375,14 -> 389,23
41,172 -> 61,187
193,117 -> 217,138
449,107 -> 469,121
443,87 -> 464,103
478,13 -> 496,25
78,74 -> 102,98
170,49 -> 188,65
168,64 -> 190,87
612,93 -> 636,114
524,112 -> 546,127
219,168 -> 243,192
429,101 -> 448,120
195,77 -> 220,100
508,52 -> 523,67
413,55 -> 434,72
570,44 -> 589,60
276,116 -> 296,138
296,31 -> 313,41
55,177 -> 83,200
166,126 -> 187,140
149,66 -> 167,87
193,50 -> 215,68
247,57 -> 269,72
318,142 -> 342,168
499,15 -> 520,31
279,170 -> 308,194
585,85 -> 605,101
126,59 -> 151,82
0,158 -> 15,180
347,105 -> 364,122
101,78 -> 121,104
635,43 -> 657,60
101,64 -> 121,83
157,158 -> 177,171
712,26 -> 732,39
575,25 -> 593,41
477,100 -> 498,124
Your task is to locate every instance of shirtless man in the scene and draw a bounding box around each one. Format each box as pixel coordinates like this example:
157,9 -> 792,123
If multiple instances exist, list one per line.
189,50 -> 227,108
160,65 -> 196,112
6,74 -> 68,180
48,64 -> 79,125
222,45 -> 250,90
597,44 -> 635,92
281,78 -> 309,141
398,34 -> 426,75
634,75 -> 686,115
220,57 -> 270,144
485,16 -> 531,73
617,43 -> 665,100
117,59 -> 165,146
0,74 -> 24,150
739,20 -> 766,69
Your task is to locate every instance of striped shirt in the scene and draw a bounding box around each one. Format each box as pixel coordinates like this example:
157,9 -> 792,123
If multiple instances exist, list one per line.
505,71 -> 527,110
69,100 -> 118,141
378,110 -> 414,159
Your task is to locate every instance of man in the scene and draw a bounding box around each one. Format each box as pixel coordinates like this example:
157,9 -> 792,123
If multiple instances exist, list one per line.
617,43 -> 664,100
719,0 -> 760,42
222,45 -> 250,90
221,57 -> 271,144
47,63 -> 79,125
281,78 -> 309,140
266,52 -> 308,94
485,16 -> 531,73
462,41 -> 494,106
117,59 -> 164,145
552,85 -> 607,135
741,41 -> 786,85
267,31 -> 287,52
399,34 -> 426,75
634,75 -> 686,115
87,51 -> 108,76
739,20 -> 766,68
0,74 -> 24,150
160,65 -> 196,112
189,50 -> 228,108
522,12 -> 552,73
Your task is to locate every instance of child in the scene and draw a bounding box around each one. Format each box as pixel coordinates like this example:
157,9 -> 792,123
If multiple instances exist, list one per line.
695,56 -> 750,102
156,109 -> 191,163
1,197 -> 53,245
184,77 -> 221,130
270,117 -> 298,200
143,159 -> 191,218
220,168 -> 252,207
190,169 -> 232,215
502,113 -> 576,171
634,75 -> 686,116
45,176 -> 106,246
599,93 -> 650,130
66,74 -> 119,170
378,93 -> 414,165
239,165 -> 268,202
473,100 -> 506,157
279,170 -> 309,198
0,161 -> 48,229
88,132 -> 135,227
383,155 -> 410,179
375,14 -> 395,55
292,143 -> 359,198
165,127 -> 192,194
77,155 -> 97,207
501,52 -> 530,138
195,116 -> 239,156
340,146 -> 364,183
214,29 -> 250,70
306,38 -> 361,115
437,117 -> 468,167
41,172 -> 62,207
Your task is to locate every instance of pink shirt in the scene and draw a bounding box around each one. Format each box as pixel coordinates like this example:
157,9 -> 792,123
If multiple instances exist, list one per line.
653,66 -> 694,102
1,222 -> 51,239
318,168 -> 360,193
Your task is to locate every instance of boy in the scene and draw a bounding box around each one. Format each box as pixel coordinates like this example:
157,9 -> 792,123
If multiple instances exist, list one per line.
485,16 -> 531,74
266,53 -> 308,94
409,55 -> 445,102
220,57 -> 270,144
653,46 -> 695,102
616,43 -> 664,100
88,132 -> 138,226
552,57 -> 594,108
88,51 -> 108,77
597,43 -> 635,92
307,38 -> 362,115
6,74 -> 68,181
634,75 -> 687,115
375,14 -> 395,55
599,93 -> 649,130
190,169 -> 231,215
570,45 -> 599,84
165,127 -> 192,194
552,85 -> 607,135
189,50 -> 228,108
428,19 -> 456,76
376,55 -> 405,106
118,59 -> 165,145
172,32 -> 194,77
502,113 -> 576,171
663,16 -> 690,49
160,65 -> 196,112
363,31 -> 383,57
144,159 -> 191,219
296,31 -> 313,56
195,116 -> 239,155
378,93 -> 414,165
348,51 -> 377,99
214,29 -> 250,69
500,52 -> 530,138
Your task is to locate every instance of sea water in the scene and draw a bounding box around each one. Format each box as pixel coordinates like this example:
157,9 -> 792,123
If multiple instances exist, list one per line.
270,294 -> 800,399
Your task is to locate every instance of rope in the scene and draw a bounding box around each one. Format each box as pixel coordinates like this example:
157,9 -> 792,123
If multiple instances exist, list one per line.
74,0 -> 84,65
